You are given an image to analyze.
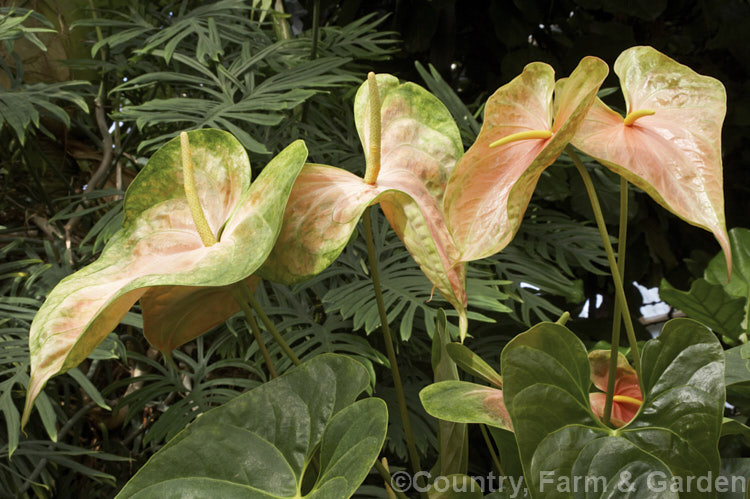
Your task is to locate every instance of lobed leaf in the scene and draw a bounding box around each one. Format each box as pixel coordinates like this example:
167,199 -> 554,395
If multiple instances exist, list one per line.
502,319 -> 724,498
659,277 -> 745,340
117,353 -> 386,498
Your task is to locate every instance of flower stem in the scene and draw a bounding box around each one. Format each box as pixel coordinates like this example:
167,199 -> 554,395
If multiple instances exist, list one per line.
566,146 -> 641,378
181,132 -> 217,246
603,178 -> 629,425
373,458 -> 409,499
362,206 -> 423,481
231,286 -> 278,379
480,424 -> 504,476
237,280 -> 301,367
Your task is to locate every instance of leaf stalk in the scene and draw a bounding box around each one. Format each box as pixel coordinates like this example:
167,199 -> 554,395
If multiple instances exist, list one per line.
362,207 -> 423,488
604,178 -> 629,425
566,146 -> 642,379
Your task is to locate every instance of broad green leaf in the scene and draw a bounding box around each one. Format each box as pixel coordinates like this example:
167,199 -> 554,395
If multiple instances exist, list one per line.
705,227 -> 750,329
659,278 -> 745,340
443,57 -> 608,263
431,310 -> 468,476
572,46 -> 731,273
721,417 -> 750,446
726,345 -> 750,411
420,381 -> 511,430
117,353 -> 386,498
719,459 -> 750,499
445,343 -> 502,388
24,130 -> 307,427
261,73 -> 468,336
502,318 -> 724,498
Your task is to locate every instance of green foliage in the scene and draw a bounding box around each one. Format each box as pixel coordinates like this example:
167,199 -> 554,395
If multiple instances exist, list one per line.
660,278 -> 745,340
431,311 -> 468,477
0,8 -> 90,144
318,210 -> 509,341
502,319 -> 724,498
116,354 -> 387,498
2,1 -> 747,497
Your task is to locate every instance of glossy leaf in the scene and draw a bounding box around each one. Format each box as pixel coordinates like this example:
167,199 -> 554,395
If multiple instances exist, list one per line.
420,381 -> 511,430
117,353 -> 387,498
572,46 -> 731,273
443,56 -> 608,263
502,319 -> 724,498
431,310 -> 468,476
721,417 -> 750,446
24,130 -> 307,426
719,459 -> 750,499
659,277 -> 745,340
705,228 -> 750,331
261,73 -> 468,334
726,345 -> 750,412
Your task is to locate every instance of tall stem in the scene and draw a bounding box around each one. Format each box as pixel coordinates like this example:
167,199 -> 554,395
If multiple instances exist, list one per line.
566,147 -> 641,378
231,286 -> 278,379
603,178 -> 629,425
363,207 -> 423,480
480,424 -> 503,476
310,0 -> 320,60
237,281 -> 301,366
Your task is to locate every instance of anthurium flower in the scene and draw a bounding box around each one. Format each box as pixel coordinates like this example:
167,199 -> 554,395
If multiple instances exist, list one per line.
588,350 -> 642,427
260,74 -> 468,337
572,46 -> 731,273
442,56 -> 608,263
23,130 -> 307,427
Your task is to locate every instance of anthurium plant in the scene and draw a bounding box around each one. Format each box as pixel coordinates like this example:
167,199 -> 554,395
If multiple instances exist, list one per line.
22,45 -> 747,497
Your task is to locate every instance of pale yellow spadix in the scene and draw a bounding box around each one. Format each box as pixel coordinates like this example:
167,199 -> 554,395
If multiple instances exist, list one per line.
622,109 -> 655,126
489,129 -> 553,148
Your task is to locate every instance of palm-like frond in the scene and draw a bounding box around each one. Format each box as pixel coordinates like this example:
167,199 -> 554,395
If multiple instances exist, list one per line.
0,82 -> 90,144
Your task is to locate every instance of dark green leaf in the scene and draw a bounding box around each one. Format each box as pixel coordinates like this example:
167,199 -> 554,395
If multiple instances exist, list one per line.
659,278 -> 745,340
502,319 -> 724,498
117,354 -> 387,498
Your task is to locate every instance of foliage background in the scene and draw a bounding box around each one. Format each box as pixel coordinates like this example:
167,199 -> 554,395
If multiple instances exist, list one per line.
1,0 -> 748,497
